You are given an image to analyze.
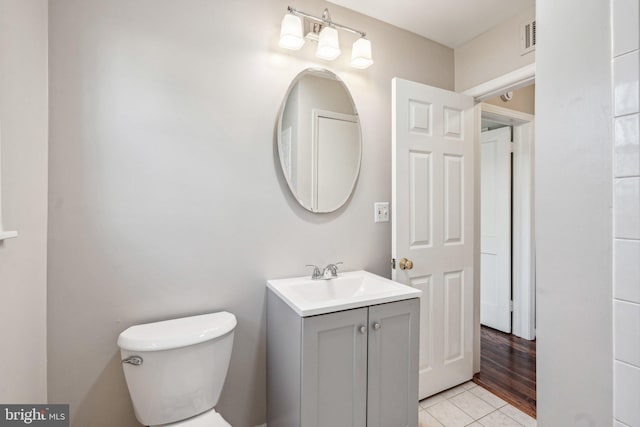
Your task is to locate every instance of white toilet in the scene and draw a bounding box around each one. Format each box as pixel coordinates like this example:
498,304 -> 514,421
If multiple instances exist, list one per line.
118,312 -> 237,426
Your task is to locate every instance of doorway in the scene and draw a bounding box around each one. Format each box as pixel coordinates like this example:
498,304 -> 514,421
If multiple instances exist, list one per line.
474,84 -> 537,417
390,76 -> 536,409
477,98 -> 536,342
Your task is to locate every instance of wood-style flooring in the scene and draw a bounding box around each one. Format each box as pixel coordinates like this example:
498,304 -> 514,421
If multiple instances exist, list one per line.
473,325 -> 537,418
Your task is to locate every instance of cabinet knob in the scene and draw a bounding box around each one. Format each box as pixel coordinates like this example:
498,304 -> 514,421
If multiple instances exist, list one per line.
399,258 -> 413,270
359,325 -> 367,334
373,322 -> 381,330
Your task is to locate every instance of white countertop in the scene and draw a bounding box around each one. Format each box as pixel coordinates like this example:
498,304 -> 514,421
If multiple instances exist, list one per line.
267,270 -> 422,317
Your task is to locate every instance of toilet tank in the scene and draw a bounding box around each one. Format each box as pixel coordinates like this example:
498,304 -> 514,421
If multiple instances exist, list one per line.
118,312 -> 237,426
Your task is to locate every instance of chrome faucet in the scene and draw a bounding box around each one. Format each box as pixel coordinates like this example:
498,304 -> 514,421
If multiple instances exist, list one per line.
322,262 -> 342,279
306,262 -> 343,280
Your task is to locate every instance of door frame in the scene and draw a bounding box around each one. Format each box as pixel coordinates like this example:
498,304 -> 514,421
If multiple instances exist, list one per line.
462,63 -> 536,101
464,66 -> 536,373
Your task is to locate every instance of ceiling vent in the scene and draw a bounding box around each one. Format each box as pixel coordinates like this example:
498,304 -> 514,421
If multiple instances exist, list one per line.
520,19 -> 536,55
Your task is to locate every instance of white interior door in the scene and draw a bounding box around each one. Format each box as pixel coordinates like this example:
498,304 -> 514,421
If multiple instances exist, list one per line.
392,78 -> 474,399
313,111 -> 359,211
480,127 -> 512,333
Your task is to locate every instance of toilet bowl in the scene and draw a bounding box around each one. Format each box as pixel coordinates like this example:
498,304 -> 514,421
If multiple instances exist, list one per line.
118,312 -> 236,426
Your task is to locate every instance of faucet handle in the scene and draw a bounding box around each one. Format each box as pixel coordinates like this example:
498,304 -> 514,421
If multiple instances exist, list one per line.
306,264 -> 322,279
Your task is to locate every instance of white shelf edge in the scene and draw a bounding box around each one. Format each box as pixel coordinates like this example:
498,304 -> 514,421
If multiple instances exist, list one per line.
0,230 -> 18,241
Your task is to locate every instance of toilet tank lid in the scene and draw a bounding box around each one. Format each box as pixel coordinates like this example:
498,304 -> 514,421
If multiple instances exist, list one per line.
117,312 -> 237,352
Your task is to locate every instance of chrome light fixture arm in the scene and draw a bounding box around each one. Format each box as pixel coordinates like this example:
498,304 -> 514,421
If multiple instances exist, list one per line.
287,6 -> 366,38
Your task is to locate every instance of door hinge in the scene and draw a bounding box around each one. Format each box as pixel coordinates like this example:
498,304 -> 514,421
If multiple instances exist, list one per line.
391,258 -> 396,269
509,300 -> 514,312
509,142 -> 515,153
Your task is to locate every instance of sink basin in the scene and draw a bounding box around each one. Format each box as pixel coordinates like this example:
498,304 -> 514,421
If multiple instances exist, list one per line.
267,270 -> 421,316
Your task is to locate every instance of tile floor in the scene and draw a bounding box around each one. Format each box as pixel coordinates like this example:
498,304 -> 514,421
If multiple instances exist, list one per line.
419,381 -> 537,427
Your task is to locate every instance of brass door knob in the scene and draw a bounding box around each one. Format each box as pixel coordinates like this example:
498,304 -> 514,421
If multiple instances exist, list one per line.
399,258 -> 413,270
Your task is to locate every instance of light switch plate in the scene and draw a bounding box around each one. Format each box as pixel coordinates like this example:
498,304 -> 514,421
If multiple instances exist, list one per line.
374,202 -> 389,223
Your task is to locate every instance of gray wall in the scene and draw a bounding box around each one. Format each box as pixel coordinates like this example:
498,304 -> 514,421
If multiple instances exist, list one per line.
0,0 -> 48,403
455,6 -> 535,92
484,84 -> 535,115
536,0 -> 613,425
46,1 -> 453,426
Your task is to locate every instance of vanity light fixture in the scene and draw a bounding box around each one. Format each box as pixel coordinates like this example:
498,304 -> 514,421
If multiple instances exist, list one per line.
279,6 -> 374,69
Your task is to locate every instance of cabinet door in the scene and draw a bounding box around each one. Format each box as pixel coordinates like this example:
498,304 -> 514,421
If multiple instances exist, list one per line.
301,308 -> 368,427
367,299 -> 420,427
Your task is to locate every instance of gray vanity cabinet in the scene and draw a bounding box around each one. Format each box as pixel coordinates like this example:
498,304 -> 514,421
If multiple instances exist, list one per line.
267,290 -> 419,427
367,299 -> 419,427
301,307 -> 368,427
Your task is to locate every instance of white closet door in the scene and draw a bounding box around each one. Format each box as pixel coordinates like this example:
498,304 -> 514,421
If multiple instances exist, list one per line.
480,127 -> 512,333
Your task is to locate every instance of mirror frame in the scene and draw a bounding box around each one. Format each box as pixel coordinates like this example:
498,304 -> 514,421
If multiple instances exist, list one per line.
277,68 -> 362,213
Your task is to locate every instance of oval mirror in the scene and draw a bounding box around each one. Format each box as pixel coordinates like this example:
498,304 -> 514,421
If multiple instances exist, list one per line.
277,68 -> 362,213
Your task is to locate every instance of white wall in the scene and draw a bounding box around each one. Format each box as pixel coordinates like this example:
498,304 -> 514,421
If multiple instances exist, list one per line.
536,0 -> 613,425
455,7 -> 535,92
611,0 -> 640,424
46,1 -> 453,426
0,0 -> 48,403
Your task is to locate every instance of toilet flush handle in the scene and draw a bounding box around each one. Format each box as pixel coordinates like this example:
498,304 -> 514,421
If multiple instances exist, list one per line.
122,355 -> 143,366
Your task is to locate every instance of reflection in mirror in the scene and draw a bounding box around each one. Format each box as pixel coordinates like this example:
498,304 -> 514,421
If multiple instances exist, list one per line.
278,68 -> 361,213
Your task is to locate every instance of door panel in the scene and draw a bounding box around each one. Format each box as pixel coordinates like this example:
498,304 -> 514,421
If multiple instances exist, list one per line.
443,107 -> 464,139
301,308 -> 368,427
392,78 -> 475,398
444,154 -> 464,244
409,151 -> 433,248
367,299 -> 419,427
443,270 -> 464,363
480,127 -> 512,333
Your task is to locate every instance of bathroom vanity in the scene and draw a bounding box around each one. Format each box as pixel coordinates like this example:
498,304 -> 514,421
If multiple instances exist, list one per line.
267,270 -> 421,427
